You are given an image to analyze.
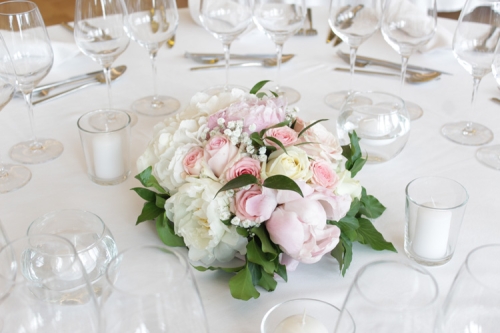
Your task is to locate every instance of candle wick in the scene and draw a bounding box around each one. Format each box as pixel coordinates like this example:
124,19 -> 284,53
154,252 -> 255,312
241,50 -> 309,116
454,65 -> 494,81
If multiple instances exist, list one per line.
301,309 -> 306,326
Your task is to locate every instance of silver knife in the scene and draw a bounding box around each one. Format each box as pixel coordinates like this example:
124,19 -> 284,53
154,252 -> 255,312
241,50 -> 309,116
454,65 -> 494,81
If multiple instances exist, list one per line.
32,69 -> 104,96
185,51 -> 288,61
337,50 -> 453,75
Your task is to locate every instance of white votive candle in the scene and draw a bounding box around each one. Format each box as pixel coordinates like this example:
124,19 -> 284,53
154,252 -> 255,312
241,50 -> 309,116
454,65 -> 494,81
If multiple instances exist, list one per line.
412,202 -> 452,259
274,313 -> 329,333
357,117 -> 396,146
92,132 -> 124,180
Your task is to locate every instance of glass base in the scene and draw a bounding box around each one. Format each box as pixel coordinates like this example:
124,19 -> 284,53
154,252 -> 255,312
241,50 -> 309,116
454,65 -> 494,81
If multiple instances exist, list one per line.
405,101 -> 423,121
131,95 -> 180,117
10,138 -> 63,164
404,246 -> 452,267
202,84 -> 248,96
476,145 -> 500,170
0,164 -> 31,193
441,121 -> 493,146
275,86 -> 300,105
89,171 -> 130,186
324,90 -> 371,110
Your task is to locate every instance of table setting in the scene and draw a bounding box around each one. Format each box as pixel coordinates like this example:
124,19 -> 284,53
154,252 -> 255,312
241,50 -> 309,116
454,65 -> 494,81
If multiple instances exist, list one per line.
0,0 -> 500,331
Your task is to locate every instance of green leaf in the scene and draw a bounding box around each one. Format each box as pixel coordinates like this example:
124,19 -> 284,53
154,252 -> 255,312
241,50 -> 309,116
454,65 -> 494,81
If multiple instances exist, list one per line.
337,216 -> 360,230
346,198 -> 361,217
155,195 -> 166,209
136,202 -> 164,224
263,175 -> 303,197
252,226 -> 277,256
275,262 -> 288,282
193,265 -> 245,273
297,119 -> 328,138
258,270 -> 278,291
342,131 -> 364,173
134,167 -> 167,194
264,136 -> 287,153
236,227 -> 249,237
256,92 -> 267,98
229,264 -> 260,300
270,90 -> 278,97
131,187 -> 157,202
259,120 -> 291,137
155,213 -> 185,247
250,80 -> 270,95
357,218 -> 397,252
348,131 -> 362,161
215,174 -> 259,197
250,132 -> 265,146
359,188 -> 386,219
247,239 -> 276,275
349,156 -> 366,178
331,234 -> 353,276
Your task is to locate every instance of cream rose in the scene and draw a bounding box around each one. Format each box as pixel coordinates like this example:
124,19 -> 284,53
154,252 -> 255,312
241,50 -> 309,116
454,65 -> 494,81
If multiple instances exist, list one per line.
335,170 -> 362,200
262,146 -> 312,181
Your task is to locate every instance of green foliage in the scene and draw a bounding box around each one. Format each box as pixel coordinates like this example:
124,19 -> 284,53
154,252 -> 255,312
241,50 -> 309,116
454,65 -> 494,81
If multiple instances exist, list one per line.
249,80 -> 270,95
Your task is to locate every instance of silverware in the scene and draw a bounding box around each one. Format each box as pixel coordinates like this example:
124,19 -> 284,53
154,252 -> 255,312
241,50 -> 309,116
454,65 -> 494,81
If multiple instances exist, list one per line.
334,67 -> 441,83
188,53 -> 294,65
185,52 -> 291,62
337,50 -> 453,75
491,97 -> 500,105
327,5 -> 363,47
190,57 -> 293,70
305,8 -> 317,36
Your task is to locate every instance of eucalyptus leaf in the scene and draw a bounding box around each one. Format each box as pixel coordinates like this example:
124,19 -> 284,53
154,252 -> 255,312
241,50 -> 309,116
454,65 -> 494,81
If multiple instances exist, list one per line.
263,175 -> 303,197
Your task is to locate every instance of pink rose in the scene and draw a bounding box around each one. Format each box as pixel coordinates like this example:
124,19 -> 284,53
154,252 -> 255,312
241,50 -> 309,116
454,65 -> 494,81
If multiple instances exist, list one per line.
310,159 -> 339,189
205,134 -> 238,177
182,146 -> 204,176
264,126 -> 298,148
233,185 -> 277,223
226,157 -> 261,181
294,118 -> 343,164
208,97 -> 287,134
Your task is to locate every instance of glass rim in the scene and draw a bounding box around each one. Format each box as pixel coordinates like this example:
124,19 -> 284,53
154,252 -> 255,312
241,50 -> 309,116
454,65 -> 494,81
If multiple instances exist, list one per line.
464,243 -> 500,293
105,245 -> 191,298
27,208 -> 110,253
0,1 -> 38,15
77,108 -> 131,134
353,260 -> 439,310
405,176 -> 469,210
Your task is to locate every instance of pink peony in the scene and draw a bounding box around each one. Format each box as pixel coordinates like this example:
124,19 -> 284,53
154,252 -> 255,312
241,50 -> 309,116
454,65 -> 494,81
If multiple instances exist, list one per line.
233,185 -> 277,223
310,159 -> 339,190
182,146 -> 205,176
207,97 -> 287,134
264,126 -> 298,148
294,117 -> 343,164
226,157 -> 261,181
204,134 -> 238,178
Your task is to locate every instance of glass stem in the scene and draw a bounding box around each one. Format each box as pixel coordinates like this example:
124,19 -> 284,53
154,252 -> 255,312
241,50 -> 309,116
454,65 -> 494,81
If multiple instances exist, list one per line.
399,55 -> 409,97
465,77 -> 481,135
349,46 -> 358,94
103,65 -> 113,109
150,49 -> 161,106
0,158 -> 6,178
23,92 -> 42,150
223,42 -> 231,92
275,43 -> 284,93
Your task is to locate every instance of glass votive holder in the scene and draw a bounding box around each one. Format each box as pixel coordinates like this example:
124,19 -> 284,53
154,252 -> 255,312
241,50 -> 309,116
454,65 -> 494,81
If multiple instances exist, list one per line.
27,209 -> 118,298
77,109 -> 131,186
336,91 -> 410,163
261,298 -> 349,333
404,176 -> 469,266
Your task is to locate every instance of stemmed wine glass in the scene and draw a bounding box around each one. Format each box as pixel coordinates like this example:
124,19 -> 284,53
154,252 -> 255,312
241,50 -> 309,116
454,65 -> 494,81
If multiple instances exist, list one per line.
124,0 -> 180,116
326,0 -> 381,109
253,0 -> 306,104
476,41 -> 500,169
0,0 -> 64,164
74,0 -> 137,127
441,0 -> 500,145
381,0 -> 437,121
199,0 -> 252,95
0,34 -> 32,193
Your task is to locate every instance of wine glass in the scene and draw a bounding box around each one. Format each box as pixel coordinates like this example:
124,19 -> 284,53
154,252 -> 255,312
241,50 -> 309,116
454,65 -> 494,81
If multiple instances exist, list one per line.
381,0 -> 437,121
435,244 -> 500,332
74,0 -> 137,127
476,41 -> 500,169
0,34 -> 32,193
441,0 -> 500,145
0,219 -> 8,249
124,0 -> 180,116
100,245 -> 209,332
199,0 -> 252,95
0,234 -> 100,332
253,0 -> 306,104
0,0 -> 64,164
334,260 -> 439,333
326,0 -> 381,109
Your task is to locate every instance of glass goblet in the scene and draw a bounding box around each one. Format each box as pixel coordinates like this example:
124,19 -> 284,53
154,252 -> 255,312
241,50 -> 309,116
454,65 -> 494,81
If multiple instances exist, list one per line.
435,244 -> 500,332
0,219 -> 7,249
101,245 -> 209,332
253,0 -> 306,104
74,0 -> 137,128
199,0 -> 252,95
124,0 -> 180,116
381,0 -> 437,121
0,0 -> 64,164
326,0 -> 381,109
0,234 -> 100,332
441,0 -> 500,145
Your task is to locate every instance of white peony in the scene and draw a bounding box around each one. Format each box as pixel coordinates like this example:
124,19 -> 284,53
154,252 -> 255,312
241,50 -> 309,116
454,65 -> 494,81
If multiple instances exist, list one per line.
181,88 -> 247,119
335,170 -> 362,200
165,178 -> 247,265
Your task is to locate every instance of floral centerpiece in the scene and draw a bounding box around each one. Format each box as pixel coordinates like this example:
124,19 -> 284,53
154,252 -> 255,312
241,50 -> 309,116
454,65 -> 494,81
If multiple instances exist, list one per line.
133,81 -> 396,301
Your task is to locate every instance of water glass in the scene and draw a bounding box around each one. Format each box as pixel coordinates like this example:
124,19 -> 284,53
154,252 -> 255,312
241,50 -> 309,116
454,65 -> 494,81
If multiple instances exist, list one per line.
334,260 -> 439,333
0,234 -> 99,332
77,109 -> 131,185
27,209 -> 118,298
404,176 -> 468,266
435,244 -> 500,332
336,91 -> 410,163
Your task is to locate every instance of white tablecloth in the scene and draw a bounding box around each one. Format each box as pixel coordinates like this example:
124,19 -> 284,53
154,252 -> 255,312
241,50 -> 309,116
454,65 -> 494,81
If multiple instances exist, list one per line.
1,8 -> 500,333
